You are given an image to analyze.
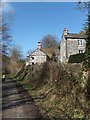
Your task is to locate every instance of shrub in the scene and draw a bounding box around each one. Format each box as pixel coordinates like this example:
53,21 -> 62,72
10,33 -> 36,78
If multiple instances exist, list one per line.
15,61 -> 89,119
68,53 -> 85,63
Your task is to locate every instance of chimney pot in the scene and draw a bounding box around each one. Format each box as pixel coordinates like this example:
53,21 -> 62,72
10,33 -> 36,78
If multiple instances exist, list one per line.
37,42 -> 42,49
63,28 -> 68,35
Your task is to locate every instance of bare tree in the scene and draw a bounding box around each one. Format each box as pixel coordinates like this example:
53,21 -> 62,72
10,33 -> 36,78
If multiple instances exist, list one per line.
41,35 -> 58,48
8,45 -> 23,75
41,35 -> 59,60
1,3 -> 13,73
2,8 -> 13,56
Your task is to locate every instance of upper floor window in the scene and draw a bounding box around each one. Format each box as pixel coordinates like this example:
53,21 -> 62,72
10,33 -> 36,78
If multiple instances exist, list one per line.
78,40 -> 83,45
32,57 -> 34,60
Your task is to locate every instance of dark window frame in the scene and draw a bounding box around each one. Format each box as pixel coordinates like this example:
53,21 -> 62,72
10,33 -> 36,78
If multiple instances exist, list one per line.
32,57 -> 34,60
32,62 -> 34,65
79,50 -> 83,53
78,40 -> 83,45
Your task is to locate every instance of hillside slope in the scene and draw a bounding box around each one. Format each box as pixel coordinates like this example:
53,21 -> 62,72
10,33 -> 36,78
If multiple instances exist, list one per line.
14,62 -> 90,119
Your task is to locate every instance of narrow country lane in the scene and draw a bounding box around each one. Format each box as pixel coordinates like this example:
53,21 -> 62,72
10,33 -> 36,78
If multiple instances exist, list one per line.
2,78 -> 42,119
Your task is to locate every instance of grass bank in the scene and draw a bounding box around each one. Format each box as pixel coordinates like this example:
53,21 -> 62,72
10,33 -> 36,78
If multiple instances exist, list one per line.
14,62 -> 89,119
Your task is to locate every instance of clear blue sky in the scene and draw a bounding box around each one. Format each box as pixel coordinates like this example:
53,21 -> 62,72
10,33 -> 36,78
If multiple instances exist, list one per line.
8,2 -> 87,57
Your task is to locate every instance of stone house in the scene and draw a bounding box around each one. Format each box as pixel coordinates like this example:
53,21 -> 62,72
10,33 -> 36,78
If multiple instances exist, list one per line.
26,42 -> 50,66
60,28 -> 86,63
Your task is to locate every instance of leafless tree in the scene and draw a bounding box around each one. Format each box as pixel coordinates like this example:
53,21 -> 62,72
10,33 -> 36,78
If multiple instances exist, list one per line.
41,35 -> 59,60
8,45 -> 23,75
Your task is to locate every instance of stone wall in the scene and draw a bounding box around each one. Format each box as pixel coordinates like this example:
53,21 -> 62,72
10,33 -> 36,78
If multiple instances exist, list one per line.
60,36 -> 86,63
28,49 -> 47,65
67,38 -> 86,58
60,36 -> 67,63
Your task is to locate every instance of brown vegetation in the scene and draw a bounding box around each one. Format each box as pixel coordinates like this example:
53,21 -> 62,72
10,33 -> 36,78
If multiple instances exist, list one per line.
15,61 -> 90,119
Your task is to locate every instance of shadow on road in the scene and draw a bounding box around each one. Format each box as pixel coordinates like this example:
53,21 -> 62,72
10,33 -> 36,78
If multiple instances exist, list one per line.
2,78 -> 39,114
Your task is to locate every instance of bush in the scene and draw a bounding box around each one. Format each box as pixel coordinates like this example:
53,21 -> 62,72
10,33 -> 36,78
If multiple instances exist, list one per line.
15,61 -> 89,119
69,53 -> 85,63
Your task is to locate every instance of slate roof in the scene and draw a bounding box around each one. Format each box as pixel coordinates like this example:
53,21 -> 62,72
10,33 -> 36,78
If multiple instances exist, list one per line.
27,48 -> 51,59
65,31 -> 86,39
41,48 -> 52,58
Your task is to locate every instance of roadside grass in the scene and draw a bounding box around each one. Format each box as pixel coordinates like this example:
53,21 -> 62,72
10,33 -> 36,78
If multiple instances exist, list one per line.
14,62 -> 89,119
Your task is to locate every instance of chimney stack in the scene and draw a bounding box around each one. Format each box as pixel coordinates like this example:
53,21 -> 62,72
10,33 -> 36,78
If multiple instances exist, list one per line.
37,42 -> 42,50
63,28 -> 68,36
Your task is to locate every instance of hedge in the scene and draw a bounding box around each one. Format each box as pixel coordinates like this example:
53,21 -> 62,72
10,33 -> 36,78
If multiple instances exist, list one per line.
68,53 -> 85,63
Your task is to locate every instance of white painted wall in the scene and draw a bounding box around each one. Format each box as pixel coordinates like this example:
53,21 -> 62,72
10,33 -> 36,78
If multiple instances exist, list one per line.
26,49 -> 47,66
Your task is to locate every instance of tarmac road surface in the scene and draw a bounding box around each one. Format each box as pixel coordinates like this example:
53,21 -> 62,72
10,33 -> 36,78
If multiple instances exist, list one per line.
2,78 -> 42,119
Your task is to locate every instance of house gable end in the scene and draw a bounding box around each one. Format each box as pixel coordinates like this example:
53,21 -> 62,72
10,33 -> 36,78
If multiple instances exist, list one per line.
30,49 -> 46,56
60,28 -> 86,63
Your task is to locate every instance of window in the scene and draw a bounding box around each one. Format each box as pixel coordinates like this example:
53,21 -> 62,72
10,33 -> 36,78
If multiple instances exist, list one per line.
32,57 -> 34,60
79,50 -> 83,53
78,40 -> 83,45
32,62 -> 34,65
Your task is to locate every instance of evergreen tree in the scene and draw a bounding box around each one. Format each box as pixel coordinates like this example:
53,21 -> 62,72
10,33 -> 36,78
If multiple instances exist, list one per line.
83,2 -> 90,70
79,1 -> 90,101
77,1 -> 90,70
